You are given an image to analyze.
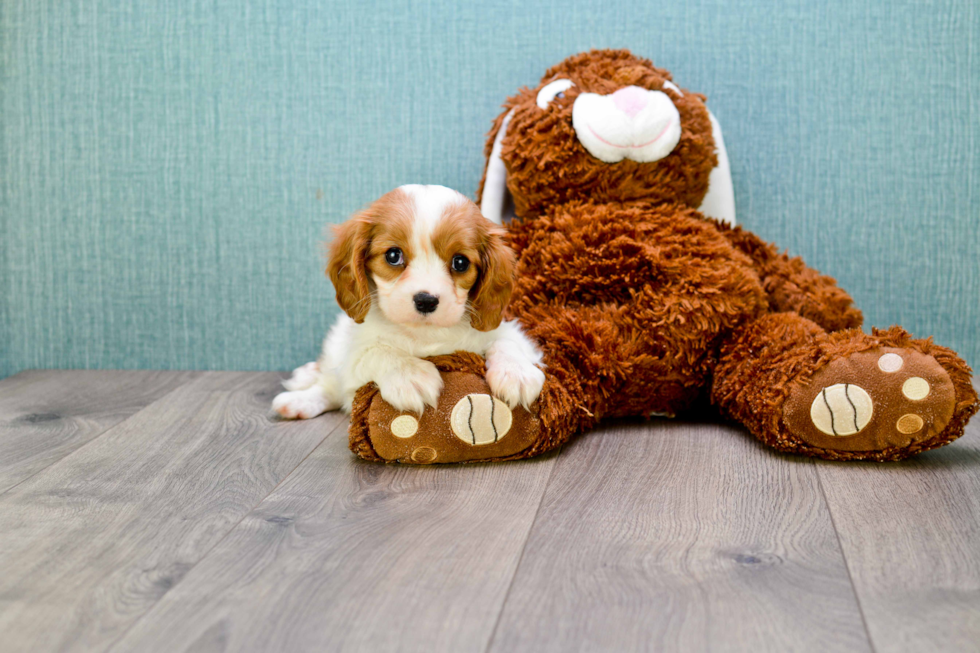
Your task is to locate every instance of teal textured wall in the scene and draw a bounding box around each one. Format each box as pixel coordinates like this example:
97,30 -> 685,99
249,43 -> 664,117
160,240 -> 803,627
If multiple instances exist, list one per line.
2,0 -> 978,379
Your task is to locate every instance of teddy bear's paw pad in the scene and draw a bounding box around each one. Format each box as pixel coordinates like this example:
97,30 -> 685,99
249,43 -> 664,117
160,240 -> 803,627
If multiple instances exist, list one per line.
389,415 -> 419,438
365,371 -> 541,464
808,384 -> 873,436
450,394 -> 512,445
784,348 -> 956,452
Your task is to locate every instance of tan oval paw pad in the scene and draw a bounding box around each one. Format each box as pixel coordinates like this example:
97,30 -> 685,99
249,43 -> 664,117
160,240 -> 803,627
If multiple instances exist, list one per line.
896,414 -> 924,434
809,384 -> 874,436
878,352 -> 904,373
411,446 -> 437,463
390,415 -> 419,438
902,377 -> 930,401
450,394 -> 512,445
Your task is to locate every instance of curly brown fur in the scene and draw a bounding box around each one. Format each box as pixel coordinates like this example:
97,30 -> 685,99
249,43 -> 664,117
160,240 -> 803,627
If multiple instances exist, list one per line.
712,220 -> 863,332
505,201 -> 768,421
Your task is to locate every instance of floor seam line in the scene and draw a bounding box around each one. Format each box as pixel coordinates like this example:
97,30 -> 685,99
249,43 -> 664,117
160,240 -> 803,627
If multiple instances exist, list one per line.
815,464 -> 878,653
482,445 -> 564,653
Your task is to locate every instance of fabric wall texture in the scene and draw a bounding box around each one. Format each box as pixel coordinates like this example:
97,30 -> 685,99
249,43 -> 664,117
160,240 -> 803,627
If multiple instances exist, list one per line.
2,0 -> 978,379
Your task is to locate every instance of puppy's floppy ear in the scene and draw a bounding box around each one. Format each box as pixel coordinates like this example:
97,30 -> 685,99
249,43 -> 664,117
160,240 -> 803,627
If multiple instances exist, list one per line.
469,224 -> 516,332
326,212 -> 373,323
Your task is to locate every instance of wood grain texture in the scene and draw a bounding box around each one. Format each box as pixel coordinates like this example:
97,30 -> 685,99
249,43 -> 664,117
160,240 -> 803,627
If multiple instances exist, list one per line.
0,370 -> 200,493
0,372 -> 341,653
816,380 -> 980,652
487,420 -> 873,653
107,428 -> 559,653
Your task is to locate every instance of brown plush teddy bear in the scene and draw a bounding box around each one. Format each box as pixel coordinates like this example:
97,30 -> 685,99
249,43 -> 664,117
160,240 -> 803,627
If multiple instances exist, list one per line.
349,49 -> 977,464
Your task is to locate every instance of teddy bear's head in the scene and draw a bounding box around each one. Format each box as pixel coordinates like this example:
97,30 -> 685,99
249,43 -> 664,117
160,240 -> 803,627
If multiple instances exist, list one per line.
479,50 -> 727,222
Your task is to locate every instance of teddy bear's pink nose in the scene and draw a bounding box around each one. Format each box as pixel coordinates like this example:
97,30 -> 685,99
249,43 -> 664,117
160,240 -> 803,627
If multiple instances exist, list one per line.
610,86 -> 650,119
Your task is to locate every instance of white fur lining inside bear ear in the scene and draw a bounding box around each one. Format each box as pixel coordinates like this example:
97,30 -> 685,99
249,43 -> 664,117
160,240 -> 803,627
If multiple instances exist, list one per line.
481,107 -> 736,227
698,110 -> 736,226
480,109 -> 515,225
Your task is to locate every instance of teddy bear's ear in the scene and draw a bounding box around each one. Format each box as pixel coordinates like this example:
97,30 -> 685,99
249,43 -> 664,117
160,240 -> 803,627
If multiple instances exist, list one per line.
476,109 -> 515,226
698,110 -> 737,227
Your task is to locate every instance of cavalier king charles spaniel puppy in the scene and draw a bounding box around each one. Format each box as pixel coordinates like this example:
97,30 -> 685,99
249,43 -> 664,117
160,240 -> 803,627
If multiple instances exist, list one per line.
272,184 -> 545,419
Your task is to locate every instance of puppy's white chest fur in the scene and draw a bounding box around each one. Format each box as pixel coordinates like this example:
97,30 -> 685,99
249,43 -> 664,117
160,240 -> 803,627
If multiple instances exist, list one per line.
349,309 -> 497,359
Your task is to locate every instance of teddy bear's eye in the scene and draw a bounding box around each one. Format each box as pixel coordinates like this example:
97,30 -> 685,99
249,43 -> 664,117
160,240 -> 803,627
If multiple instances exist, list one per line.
536,79 -> 575,109
661,80 -> 683,97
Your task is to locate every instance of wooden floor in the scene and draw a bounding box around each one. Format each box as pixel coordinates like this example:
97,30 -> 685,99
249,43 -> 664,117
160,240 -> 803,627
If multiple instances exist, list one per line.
0,371 -> 978,652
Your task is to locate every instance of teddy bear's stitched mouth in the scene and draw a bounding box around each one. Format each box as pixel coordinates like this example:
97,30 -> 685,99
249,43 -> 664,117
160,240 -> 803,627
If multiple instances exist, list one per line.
586,119 -> 675,150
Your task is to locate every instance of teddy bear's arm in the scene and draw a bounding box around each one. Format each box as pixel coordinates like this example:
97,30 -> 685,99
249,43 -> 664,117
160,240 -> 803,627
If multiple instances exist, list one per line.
715,221 -> 863,333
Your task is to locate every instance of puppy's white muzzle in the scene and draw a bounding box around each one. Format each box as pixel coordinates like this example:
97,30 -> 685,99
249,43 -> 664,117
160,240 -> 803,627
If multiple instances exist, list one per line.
572,86 -> 681,164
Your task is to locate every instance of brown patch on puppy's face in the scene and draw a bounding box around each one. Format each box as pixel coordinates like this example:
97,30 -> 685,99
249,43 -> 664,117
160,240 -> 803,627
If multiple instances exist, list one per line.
477,49 -> 718,218
364,195 -> 416,286
433,201 -> 515,331
432,202 -> 481,293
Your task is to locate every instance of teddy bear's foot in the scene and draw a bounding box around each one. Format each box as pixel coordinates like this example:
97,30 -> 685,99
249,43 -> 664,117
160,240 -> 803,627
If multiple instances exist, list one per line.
351,370 -> 542,464
714,315 -> 977,461
784,347 -> 958,454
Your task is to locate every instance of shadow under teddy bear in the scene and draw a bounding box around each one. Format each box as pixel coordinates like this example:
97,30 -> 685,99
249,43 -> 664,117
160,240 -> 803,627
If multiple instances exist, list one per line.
349,49 -> 977,464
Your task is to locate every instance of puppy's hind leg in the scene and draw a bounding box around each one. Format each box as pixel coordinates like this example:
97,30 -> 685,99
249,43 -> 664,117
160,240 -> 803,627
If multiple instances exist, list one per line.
275,315 -> 352,419
273,387 -> 327,420
273,383 -> 337,420
273,364 -> 344,420
282,361 -> 320,391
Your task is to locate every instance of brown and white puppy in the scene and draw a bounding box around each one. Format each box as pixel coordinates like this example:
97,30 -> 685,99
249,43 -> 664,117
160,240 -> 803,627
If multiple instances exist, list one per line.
272,184 -> 545,419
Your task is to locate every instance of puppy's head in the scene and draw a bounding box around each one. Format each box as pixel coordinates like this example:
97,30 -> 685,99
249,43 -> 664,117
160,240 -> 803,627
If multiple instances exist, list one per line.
327,185 -> 515,331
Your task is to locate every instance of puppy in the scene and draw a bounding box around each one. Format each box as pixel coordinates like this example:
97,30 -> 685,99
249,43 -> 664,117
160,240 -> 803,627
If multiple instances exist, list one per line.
272,184 -> 545,419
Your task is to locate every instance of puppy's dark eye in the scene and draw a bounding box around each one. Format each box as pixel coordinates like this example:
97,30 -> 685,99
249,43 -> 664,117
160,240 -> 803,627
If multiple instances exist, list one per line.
556,92 -> 565,99
451,255 -> 470,273
385,248 -> 404,266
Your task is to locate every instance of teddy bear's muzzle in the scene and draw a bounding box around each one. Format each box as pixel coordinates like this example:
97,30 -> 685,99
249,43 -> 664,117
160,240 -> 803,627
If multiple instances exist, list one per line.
572,86 -> 682,164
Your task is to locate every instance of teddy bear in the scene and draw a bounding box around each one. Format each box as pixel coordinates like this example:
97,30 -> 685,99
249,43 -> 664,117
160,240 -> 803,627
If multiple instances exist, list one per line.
347,49 -> 977,464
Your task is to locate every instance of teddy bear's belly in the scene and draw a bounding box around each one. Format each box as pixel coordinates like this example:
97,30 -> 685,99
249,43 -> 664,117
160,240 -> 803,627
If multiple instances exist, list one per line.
507,201 -> 768,415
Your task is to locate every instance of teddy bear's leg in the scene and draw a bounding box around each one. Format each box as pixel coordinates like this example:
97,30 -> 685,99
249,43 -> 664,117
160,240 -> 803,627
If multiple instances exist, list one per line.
347,351 -> 584,464
347,304 -> 633,464
711,312 -> 978,461
715,222 -> 864,333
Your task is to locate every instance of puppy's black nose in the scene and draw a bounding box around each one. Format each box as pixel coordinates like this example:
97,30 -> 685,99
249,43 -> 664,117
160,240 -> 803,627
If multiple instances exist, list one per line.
413,292 -> 439,314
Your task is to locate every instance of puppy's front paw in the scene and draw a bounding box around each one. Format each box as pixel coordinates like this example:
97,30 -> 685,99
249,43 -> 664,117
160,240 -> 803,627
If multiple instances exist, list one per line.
486,357 -> 545,410
272,387 -> 330,420
377,359 -> 443,414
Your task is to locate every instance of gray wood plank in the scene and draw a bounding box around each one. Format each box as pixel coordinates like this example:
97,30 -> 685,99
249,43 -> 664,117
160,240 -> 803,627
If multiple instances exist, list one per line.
0,371 -> 341,653
487,420 -> 873,653
816,379 -> 980,652
107,428 -> 559,653
0,370 -> 200,493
